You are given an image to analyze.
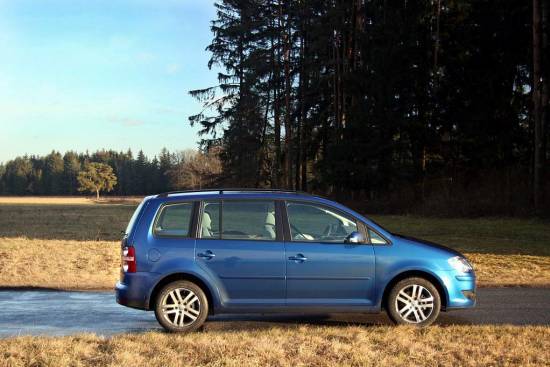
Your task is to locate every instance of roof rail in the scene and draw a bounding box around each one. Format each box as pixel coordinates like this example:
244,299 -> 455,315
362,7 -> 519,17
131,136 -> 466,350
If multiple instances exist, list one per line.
156,188 -> 311,198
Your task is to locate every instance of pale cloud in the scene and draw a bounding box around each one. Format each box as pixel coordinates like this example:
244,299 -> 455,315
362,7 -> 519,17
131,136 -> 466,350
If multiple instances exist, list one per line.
108,35 -> 135,49
0,84 -> 149,124
136,51 -> 155,63
112,118 -> 146,127
155,106 -> 180,114
166,63 -> 181,75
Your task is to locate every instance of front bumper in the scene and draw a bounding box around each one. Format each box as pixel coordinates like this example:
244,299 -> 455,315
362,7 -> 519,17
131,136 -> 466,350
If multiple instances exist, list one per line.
439,271 -> 477,310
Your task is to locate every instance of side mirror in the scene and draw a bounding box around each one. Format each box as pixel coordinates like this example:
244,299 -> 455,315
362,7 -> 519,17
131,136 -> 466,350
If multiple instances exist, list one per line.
345,231 -> 366,244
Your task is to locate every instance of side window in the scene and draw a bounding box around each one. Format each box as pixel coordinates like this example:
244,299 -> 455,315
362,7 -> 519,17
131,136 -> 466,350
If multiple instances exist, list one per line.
286,202 -> 357,242
154,202 -> 194,237
201,200 -> 221,239
222,200 -> 277,240
369,229 -> 388,245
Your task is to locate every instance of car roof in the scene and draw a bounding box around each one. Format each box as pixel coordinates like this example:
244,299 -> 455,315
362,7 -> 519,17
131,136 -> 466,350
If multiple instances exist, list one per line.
154,189 -> 319,201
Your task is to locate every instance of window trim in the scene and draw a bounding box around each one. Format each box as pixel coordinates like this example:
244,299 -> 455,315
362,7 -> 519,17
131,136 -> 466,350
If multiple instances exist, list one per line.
152,201 -> 199,239
283,200 -> 363,244
365,226 -> 392,246
197,198 -> 283,242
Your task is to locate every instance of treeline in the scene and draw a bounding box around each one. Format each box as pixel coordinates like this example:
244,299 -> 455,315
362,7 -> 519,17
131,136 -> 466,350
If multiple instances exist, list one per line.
190,0 -> 549,216
0,149 -> 221,196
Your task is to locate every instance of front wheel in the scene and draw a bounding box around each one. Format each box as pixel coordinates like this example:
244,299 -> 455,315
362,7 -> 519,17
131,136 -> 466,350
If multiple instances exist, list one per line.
387,277 -> 441,326
154,280 -> 209,332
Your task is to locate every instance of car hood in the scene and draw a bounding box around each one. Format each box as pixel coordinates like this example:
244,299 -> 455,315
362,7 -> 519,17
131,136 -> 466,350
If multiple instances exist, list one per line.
392,233 -> 463,258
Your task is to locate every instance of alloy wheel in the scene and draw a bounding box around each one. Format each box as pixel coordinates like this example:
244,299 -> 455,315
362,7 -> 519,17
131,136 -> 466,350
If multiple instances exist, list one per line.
394,284 -> 435,323
160,287 -> 201,327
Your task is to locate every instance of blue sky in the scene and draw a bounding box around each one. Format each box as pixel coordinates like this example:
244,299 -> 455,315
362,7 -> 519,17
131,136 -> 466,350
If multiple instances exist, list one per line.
0,0 -> 218,163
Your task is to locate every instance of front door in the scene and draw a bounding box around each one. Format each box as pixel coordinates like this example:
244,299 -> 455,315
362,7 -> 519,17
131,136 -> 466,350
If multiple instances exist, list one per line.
284,201 -> 376,307
195,199 -> 285,309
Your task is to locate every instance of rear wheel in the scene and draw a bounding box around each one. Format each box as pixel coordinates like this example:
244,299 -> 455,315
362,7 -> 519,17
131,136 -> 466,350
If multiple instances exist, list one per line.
154,280 -> 208,332
387,277 -> 441,326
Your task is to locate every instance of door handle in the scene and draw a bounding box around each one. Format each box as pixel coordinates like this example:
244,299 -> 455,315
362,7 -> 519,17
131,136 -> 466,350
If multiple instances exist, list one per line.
288,254 -> 308,262
197,250 -> 215,259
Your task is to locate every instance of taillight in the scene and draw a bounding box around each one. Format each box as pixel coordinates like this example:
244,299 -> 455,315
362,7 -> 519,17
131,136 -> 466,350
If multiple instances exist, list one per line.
122,246 -> 136,273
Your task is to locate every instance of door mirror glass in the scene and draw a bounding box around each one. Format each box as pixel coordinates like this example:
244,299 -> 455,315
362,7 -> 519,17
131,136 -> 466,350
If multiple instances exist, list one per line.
345,231 -> 366,244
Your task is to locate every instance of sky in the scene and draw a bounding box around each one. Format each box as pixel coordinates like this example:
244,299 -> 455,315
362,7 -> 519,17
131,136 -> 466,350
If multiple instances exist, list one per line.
0,0 -> 219,163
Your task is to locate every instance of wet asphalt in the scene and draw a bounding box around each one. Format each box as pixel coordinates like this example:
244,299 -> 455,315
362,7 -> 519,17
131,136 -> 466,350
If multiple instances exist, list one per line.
0,288 -> 548,338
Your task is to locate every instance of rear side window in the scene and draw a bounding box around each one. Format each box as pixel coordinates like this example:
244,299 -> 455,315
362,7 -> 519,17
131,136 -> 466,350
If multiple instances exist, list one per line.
200,200 -> 277,241
154,202 -> 194,237
125,200 -> 146,235
223,201 -> 276,240
201,200 -> 221,239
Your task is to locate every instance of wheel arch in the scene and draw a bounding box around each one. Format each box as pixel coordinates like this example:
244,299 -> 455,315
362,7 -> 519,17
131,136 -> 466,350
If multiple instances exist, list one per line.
147,272 -> 216,314
381,270 -> 448,311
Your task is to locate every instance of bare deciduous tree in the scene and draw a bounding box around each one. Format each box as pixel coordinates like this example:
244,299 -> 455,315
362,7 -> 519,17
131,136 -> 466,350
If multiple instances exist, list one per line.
167,148 -> 222,189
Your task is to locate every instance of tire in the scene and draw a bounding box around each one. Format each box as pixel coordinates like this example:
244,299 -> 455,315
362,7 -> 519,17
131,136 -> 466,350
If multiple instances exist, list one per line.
154,280 -> 209,333
386,277 -> 441,326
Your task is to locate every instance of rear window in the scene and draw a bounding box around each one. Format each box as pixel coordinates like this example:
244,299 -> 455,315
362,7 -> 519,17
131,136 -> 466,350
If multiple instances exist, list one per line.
154,202 -> 194,237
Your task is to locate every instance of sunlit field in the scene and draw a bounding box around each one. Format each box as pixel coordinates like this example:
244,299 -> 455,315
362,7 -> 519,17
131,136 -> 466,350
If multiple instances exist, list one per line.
0,197 -> 549,289
1,325 -> 548,367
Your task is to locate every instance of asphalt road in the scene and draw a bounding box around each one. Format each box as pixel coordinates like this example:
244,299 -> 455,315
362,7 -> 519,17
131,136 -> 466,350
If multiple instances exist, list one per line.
0,288 -> 548,338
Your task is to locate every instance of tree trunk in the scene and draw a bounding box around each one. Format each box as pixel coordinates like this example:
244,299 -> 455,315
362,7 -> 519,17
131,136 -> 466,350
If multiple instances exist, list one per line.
283,5 -> 293,190
533,0 -> 545,213
256,75 -> 272,187
298,21 -> 308,191
273,8 -> 282,189
542,0 -> 549,206
96,189 -> 100,201
434,0 -> 441,77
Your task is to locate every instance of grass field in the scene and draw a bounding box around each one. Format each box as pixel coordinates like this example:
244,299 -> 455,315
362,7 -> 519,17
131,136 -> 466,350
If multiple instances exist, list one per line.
0,197 -> 548,366
0,197 -> 549,289
1,325 -> 548,366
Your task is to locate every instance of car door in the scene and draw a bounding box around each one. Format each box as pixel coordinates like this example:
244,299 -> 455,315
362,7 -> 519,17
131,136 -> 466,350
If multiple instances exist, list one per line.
284,201 -> 376,307
195,199 -> 285,309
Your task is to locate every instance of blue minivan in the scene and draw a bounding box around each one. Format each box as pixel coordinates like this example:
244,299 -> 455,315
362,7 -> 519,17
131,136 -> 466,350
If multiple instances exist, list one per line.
116,189 -> 476,331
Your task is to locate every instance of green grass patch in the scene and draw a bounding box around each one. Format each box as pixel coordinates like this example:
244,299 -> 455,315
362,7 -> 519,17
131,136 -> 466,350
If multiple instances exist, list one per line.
1,202 -> 548,257
370,215 -> 550,256
0,204 -> 136,241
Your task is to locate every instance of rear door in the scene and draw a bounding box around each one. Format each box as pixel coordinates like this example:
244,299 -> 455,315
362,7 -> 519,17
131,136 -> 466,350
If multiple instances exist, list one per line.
284,201 -> 376,307
195,199 -> 285,309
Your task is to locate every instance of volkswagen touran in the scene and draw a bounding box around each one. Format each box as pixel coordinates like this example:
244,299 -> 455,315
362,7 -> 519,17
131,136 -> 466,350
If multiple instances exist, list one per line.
116,189 -> 476,332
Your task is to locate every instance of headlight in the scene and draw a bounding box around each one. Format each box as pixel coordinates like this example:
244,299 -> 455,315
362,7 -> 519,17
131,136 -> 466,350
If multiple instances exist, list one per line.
448,256 -> 473,273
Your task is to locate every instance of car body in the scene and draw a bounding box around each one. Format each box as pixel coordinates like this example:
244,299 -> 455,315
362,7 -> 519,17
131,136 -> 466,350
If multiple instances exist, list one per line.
116,189 -> 476,330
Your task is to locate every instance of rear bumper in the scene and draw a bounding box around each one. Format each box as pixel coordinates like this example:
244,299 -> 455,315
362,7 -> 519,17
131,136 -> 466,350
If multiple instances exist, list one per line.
115,272 -> 157,310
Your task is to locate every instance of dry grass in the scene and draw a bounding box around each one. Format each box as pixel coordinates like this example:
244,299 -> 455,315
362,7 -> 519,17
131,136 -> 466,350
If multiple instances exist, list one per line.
0,238 -> 548,289
0,238 -> 119,290
1,325 -> 548,366
468,253 -> 550,287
